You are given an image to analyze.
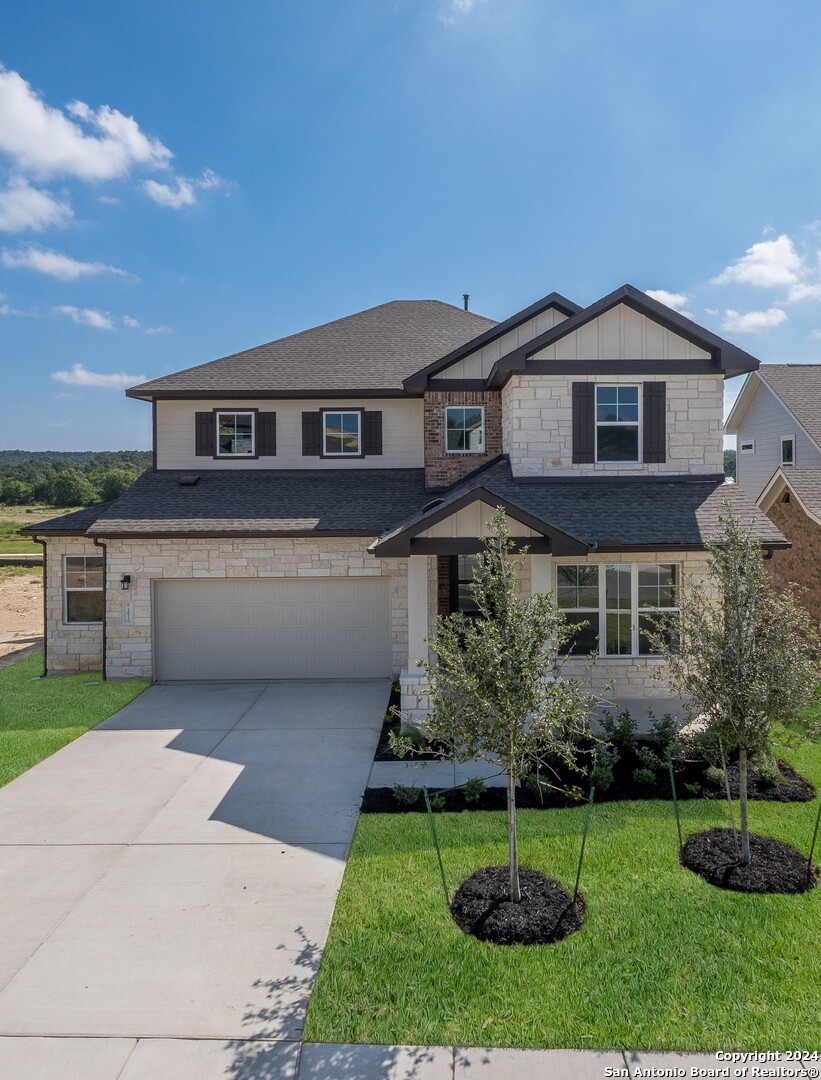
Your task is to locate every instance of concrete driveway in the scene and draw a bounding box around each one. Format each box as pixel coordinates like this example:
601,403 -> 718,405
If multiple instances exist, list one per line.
0,679 -> 388,1079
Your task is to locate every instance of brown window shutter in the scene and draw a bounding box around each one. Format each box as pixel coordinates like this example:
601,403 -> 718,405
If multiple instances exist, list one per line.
362,410 -> 383,456
257,412 -> 277,456
643,382 -> 667,463
302,411 -> 322,456
195,411 -> 215,456
571,383 -> 595,464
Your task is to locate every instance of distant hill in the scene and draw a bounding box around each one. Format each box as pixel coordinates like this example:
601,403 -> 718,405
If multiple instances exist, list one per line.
0,450 -> 152,470
0,450 -> 153,507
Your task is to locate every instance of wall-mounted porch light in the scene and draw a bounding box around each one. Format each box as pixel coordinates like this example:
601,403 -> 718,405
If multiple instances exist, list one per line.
120,574 -> 131,591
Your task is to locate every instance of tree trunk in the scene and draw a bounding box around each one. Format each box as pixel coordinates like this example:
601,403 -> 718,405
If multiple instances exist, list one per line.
738,746 -> 751,865
507,768 -> 521,902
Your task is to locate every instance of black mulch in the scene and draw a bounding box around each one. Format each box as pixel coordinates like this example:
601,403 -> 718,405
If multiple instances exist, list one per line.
450,865 -> 585,945
680,827 -> 818,894
709,760 -> 815,803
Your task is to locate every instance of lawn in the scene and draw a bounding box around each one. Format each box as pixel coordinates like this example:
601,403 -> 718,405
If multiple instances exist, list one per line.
305,738 -> 821,1051
0,506 -> 83,555
0,652 -> 148,787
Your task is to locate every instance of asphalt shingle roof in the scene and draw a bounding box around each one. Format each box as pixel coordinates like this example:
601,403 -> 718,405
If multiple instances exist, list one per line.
779,466 -> 821,521
19,502 -> 115,536
127,301 -> 496,398
758,364 -> 821,449
373,459 -> 787,552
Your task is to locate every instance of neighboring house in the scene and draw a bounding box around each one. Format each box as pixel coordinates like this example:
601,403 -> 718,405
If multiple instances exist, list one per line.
24,284 -> 786,720
726,364 -> 821,623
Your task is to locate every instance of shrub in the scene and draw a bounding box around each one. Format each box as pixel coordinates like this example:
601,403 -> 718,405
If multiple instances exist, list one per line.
600,709 -> 637,753
589,742 -> 619,792
703,764 -> 725,787
392,784 -> 421,807
632,766 -> 656,787
462,777 -> 486,804
523,771 -> 553,801
754,753 -> 783,787
429,793 -> 446,811
684,782 -> 702,796
648,712 -> 681,761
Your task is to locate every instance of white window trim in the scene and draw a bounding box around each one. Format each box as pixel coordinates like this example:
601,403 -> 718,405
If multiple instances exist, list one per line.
215,410 -> 255,457
781,436 -> 795,466
322,410 -> 362,456
555,559 -> 680,658
63,554 -> 104,625
594,384 -> 642,465
444,405 -> 485,455
740,438 -> 755,454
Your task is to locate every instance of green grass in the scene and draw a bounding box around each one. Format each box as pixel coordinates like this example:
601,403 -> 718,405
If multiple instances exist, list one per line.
305,740 -> 821,1051
0,506 -> 83,555
0,652 -> 148,787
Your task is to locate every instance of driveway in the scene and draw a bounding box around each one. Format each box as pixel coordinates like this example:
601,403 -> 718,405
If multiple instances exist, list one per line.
0,679 -> 388,1079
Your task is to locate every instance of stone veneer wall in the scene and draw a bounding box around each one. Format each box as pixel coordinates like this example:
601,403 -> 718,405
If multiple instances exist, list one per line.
502,373 -> 725,477
424,390 -> 502,488
765,494 -> 821,624
44,537 -> 104,673
45,537 -> 407,680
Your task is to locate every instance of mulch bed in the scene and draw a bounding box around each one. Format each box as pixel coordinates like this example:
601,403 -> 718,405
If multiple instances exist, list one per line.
680,827 -> 818,894
450,865 -> 585,945
708,760 -> 815,803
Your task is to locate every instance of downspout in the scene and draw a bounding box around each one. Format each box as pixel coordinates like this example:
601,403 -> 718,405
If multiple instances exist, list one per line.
32,536 -> 47,677
92,537 -> 108,682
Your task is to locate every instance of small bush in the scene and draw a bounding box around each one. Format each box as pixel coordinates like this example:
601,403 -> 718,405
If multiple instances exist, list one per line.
600,709 -> 637,753
392,784 -> 421,807
589,741 -> 619,792
462,777 -> 486,805
754,753 -> 783,787
648,712 -> 681,760
429,793 -> 446,811
523,771 -> 554,801
684,782 -> 702,796
632,767 -> 656,787
703,764 -> 725,787
635,744 -> 665,779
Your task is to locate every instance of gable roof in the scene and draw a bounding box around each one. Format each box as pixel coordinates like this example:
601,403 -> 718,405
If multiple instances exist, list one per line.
758,466 -> 821,526
371,457 -> 786,556
402,291 -> 580,389
487,284 -> 760,384
126,301 -> 496,400
725,364 -> 821,452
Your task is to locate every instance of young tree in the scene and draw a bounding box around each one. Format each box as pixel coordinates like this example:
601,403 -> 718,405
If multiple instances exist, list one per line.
394,509 -> 597,903
658,507 -> 821,864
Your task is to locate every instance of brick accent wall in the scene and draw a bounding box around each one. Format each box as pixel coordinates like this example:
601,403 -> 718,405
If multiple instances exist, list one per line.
424,390 -> 502,488
436,555 -> 451,615
765,492 -> 821,624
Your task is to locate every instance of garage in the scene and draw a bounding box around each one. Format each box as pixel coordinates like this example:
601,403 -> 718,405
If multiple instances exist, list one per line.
153,577 -> 392,681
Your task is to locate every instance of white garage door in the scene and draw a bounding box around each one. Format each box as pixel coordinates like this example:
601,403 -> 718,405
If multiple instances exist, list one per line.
153,577 -> 392,680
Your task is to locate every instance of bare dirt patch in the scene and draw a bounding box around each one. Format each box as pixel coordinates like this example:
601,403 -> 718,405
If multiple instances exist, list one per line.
0,568 -> 43,662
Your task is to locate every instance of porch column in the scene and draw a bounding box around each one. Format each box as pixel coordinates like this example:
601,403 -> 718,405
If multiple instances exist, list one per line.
407,554 -> 429,672
531,553 -> 553,597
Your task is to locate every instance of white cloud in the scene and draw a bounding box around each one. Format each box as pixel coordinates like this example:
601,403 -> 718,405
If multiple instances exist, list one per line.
440,0 -> 482,21
145,324 -> 174,335
720,308 -> 788,333
645,289 -> 692,316
0,177 -> 72,232
1,244 -> 134,281
51,362 -> 146,389
809,329 -> 821,341
712,234 -> 802,288
98,194 -> 120,205
141,167 -> 229,210
123,315 -> 141,328
0,67 -> 172,181
786,281 -> 821,302
53,305 -> 114,330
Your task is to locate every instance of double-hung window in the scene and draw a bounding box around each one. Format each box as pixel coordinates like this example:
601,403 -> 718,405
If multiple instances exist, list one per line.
64,556 -> 103,624
595,385 -> 639,462
445,406 -> 484,453
557,562 -> 679,657
323,411 -> 361,456
450,554 -> 482,618
216,411 -> 254,456
781,437 -> 795,466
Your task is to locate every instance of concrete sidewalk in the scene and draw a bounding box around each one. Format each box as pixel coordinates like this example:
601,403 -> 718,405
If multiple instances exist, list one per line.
0,1039 -> 733,1078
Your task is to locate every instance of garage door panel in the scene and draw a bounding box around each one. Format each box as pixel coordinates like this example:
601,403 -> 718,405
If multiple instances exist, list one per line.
154,578 -> 392,680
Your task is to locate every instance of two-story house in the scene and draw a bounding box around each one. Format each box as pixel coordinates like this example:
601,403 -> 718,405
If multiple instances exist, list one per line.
726,364 -> 821,622
24,284 -> 786,721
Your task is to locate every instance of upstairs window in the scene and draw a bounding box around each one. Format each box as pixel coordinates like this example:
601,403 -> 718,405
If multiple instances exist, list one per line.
216,411 -> 254,456
323,410 -> 361,456
781,437 -> 795,466
64,556 -> 103,624
740,438 -> 755,454
445,406 -> 484,453
596,385 -> 639,462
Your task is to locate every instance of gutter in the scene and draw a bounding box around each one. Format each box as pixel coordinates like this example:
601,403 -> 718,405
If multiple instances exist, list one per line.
92,537 -> 108,682
32,536 -> 47,678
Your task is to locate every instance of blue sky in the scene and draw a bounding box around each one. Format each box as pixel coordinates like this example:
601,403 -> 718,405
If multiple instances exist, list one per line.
2,0 -> 821,451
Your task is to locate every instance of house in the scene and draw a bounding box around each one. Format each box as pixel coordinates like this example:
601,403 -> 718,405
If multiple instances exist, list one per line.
24,284 -> 786,720
726,363 -> 821,623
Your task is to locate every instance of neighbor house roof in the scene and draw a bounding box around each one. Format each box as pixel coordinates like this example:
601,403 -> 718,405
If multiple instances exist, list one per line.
758,466 -> 821,526
371,458 -> 787,555
21,469 -> 430,538
126,301 -> 496,400
757,365 -> 821,449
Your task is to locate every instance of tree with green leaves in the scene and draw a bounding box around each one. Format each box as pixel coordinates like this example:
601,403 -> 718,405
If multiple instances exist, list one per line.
393,509 -> 598,903
657,507 -> 820,865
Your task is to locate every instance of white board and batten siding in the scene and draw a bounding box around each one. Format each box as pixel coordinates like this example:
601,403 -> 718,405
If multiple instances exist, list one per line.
418,499 -> 540,539
735,381 -> 821,501
155,398 -> 423,470
153,577 -> 392,680
430,308 -> 569,381
531,305 -> 712,363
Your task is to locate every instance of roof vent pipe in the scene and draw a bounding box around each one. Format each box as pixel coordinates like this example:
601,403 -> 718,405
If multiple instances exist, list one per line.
463,293 -> 470,311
